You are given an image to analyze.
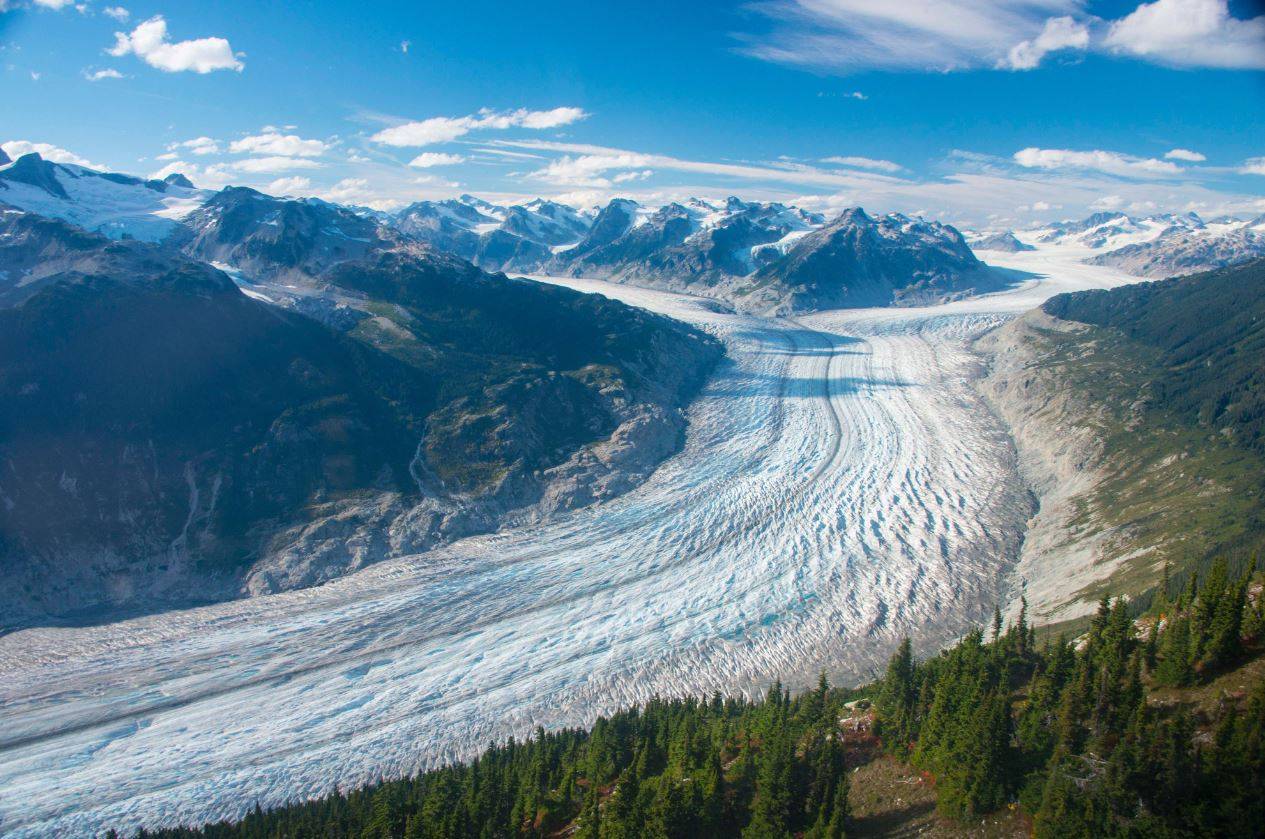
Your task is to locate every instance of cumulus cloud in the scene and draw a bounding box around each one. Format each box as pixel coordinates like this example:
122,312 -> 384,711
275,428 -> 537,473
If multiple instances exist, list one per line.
83,68 -> 125,81
1001,15 -> 1090,69
1,139 -> 102,168
1013,146 -> 1182,178
102,5 -> 128,20
408,152 -> 466,168
108,16 -> 244,74
1165,148 -> 1206,162
170,136 -> 220,156
371,107 -> 588,147
1104,0 -> 1265,69
822,155 -> 902,173
229,131 -> 326,157
267,176 -> 312,195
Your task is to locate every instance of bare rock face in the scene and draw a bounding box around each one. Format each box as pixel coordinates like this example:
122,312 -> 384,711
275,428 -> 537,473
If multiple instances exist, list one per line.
975,310 -> 1119,625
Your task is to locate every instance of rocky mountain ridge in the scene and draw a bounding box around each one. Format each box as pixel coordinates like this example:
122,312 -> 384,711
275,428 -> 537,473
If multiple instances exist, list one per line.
0,203 -> 721,628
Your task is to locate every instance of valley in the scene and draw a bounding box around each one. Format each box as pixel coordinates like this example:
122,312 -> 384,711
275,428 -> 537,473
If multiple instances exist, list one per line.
0,245 -> 1136,837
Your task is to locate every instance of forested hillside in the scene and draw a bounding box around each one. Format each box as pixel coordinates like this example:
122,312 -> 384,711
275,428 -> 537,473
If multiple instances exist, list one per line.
979,258 -> 1265,624
125,561 -> 1265,838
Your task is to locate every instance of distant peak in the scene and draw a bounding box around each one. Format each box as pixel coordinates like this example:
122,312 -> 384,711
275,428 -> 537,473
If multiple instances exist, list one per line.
164,172 -> 194,189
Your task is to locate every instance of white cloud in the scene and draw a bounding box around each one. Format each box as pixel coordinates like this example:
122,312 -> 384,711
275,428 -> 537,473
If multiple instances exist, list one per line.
1090,194 -> 1126,210
399,40 -> 410,54
1001,15 -> 1090,69
1164,147 -> 1206,162
102,5 -> 128,20
530,152 -> 656,187
148,160 -> 193,181
822,155 -> 902,173
232,156 -> 322,173
29,71 -> 41,81
740,0 -> 1264,72
1013,146 -> 1182,177
613,169 -> 654,183
229,131 -> 326,157
170,136 -> 220,156
33,0 -> 75,8
738,0 -> 1085,72
1240,157 -> 1265,176
1,140 -> 102,168
1104,0 -> 1265,69
371,107 -> 588,147
84,67 -> 124,81
408,152 -> 466,168
108,15 -> 244,74
321,178 -> 394,209
1031,200 -> 1054,210
267,176 -> 312,195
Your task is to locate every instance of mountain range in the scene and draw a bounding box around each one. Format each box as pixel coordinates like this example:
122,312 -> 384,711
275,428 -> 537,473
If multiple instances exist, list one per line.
973,210 -> 1265,278
1,153 -> 999,314
0,160 -> 723,627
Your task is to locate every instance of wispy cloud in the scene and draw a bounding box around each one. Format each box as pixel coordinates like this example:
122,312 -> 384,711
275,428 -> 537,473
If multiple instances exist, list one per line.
737,0 -> 1084,72
1013,146 -> 1182,178
371,107 -> 588,147
738,0 -> 1264,72
408,152 -> 466,168
1240,157 -> 1265,176
108,15 -> 244,74
503,140 -> 906,192
822,155 -> 902,173
83,67 -> 125,81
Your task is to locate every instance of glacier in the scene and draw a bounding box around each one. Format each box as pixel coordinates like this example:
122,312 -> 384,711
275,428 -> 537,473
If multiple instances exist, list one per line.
0,242 -> 1137,837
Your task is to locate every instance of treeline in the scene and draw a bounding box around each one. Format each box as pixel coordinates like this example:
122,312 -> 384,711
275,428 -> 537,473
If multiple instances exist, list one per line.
875,558 -> 1265,836
131,679 -> 852,839
124,563 -> 1264,839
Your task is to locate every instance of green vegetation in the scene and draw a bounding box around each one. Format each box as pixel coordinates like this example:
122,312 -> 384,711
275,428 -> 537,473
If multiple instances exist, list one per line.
1030,259 -> 1265,606
126,561 -> 1264,839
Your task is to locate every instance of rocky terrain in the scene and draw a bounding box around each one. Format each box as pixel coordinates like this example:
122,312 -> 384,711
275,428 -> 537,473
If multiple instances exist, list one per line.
0,205 -> 721,628
0,154 -> 997,315
1026,208 -> 1265,277
969,229 -> 1033,252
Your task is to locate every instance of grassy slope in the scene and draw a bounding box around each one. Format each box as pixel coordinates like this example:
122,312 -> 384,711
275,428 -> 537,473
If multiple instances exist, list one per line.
1013,260 -> 1265,612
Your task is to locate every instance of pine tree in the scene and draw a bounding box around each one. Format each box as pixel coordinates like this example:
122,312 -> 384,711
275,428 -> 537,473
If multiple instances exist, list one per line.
1155,614 -> 1193,687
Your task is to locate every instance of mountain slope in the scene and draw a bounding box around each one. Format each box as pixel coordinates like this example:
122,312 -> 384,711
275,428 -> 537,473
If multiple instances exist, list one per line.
978,258 -> 1265,623
0,152 -> 205,241
0,209 -> 721,627
743,209 -> 990,312
1086,225 -> 1265,277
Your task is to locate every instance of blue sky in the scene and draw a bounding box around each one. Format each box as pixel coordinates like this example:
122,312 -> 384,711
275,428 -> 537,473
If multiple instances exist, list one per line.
2,0 -> 1264,225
